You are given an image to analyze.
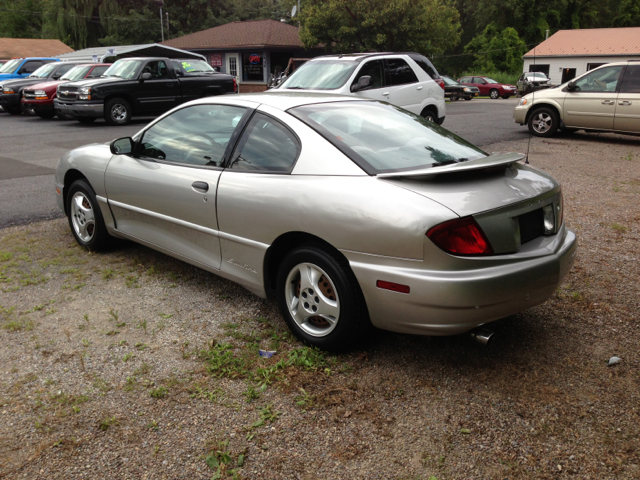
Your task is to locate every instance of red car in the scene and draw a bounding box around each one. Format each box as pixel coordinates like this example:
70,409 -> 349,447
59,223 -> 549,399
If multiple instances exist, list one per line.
457,76 -> 517,99
21,63 -> 110,118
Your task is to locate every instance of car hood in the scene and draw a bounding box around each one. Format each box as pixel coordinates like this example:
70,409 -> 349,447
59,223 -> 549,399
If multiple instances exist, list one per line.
63,77 -> 125,88
0,77 -> 52,89
380,155 -> 558,217
23,80 -> 65,91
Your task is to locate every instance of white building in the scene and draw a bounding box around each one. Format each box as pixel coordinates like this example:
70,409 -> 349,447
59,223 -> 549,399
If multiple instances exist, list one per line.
523,27 -> 640,84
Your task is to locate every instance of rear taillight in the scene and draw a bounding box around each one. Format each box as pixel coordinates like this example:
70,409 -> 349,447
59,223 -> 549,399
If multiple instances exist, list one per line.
233,78 -> 238,93
435,78 -> 445,90
427,217 -> 494,256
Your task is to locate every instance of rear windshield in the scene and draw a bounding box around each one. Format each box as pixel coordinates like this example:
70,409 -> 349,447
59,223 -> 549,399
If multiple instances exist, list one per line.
289,101 -> 487,175
485,78 -> 499,84
279,60 -> 358,90
442,77 -> 460,86
0,59 -> 22,73
172,60 -> 215,74
61,66 -> 92,81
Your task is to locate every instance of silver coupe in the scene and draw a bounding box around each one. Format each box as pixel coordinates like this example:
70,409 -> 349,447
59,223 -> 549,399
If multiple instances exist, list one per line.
55,93 -> 577,350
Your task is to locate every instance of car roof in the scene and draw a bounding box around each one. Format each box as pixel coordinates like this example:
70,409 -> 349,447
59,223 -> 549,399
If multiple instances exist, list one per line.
190,91 -> 368,111
308,52 -> 426,63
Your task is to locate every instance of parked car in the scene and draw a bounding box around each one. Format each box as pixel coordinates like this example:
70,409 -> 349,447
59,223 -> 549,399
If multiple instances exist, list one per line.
0,57 -> 60,81
21,63 -> 111,118
458,76 -> 517,99
275,52 -> 446,124
517,72 -> 552,95
442,75 -> 479,100
0,61 -> 83,115
54,57 -> 237,125
55,92 -> 576,351
514,61 -> 640,137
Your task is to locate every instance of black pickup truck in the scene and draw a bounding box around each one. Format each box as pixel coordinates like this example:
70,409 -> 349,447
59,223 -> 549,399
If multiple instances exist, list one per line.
54,57 -> 237,125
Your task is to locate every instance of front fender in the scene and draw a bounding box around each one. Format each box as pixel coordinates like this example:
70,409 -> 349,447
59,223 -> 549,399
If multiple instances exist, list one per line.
56,144 -> 113,198
526,98 -> 564,123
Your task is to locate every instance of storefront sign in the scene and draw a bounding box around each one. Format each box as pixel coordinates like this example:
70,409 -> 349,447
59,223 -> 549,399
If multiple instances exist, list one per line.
210,53 -> 222,67
243,53 -> 263,81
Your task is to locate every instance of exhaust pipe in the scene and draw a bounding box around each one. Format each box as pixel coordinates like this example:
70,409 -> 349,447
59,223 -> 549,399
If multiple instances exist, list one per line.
470,328 -> 494,346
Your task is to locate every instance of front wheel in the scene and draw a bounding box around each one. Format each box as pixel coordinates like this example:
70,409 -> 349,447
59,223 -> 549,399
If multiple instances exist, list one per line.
489,89 -> 499,99
66,179 -> 111,251
276,245 -> 370,351
104,97 -> 131,126
450,95 -> 459,101
464,96 -> 473,101
527,107 -> 559,137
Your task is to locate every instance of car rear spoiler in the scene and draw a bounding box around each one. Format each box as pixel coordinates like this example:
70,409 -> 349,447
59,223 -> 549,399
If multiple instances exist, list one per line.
376,152 -> 526,178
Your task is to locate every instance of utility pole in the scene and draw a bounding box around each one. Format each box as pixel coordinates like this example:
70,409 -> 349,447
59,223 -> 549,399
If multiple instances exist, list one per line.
166,12 -> 169,40
160,6 -> 164,41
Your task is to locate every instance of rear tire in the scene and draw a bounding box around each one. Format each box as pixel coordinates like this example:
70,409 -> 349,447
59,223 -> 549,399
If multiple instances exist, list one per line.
464,97 -> 473,101
276,244 -> 370,352
489,89 -> 499,99
527,107 -> 559,137
66,179 -> 111,251
104,97 -> 131,126
420,108 -> 437,123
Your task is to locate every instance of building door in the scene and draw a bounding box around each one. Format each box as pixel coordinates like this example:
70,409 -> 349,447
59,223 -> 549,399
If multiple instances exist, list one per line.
226,54 -> 239,83
561,68 -> 576,84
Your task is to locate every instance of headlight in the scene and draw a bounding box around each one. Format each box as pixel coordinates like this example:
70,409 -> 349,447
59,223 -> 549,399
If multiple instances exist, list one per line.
3,86 -> 15,94
78,86 -> 91,100
463,87 -> 471,92
34,90 -> 46,96
518,98 -> 528,106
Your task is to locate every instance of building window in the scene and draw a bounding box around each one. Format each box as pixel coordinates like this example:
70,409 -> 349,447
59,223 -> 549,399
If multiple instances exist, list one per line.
243,53 -> 264,82
587,63 -> 607,71
529,64 -> 550,76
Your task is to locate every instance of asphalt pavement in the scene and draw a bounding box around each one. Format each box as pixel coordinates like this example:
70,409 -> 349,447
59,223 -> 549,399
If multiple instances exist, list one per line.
0,98 -> 526,228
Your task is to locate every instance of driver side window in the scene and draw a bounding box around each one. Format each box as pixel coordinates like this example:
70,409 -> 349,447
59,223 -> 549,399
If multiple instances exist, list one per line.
352,60 -> 385,90
139,104 -> 247,167
573,66 -> 623,92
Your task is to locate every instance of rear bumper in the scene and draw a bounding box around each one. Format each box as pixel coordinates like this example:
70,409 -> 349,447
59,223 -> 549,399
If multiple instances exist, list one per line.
345,226 -> 577,336
53,99 -> 103,117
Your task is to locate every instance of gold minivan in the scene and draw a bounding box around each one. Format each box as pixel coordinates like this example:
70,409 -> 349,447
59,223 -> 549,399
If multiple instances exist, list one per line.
513,61 -> 640,137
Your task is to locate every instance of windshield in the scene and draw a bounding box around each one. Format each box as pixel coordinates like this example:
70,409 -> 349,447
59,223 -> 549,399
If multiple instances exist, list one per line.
0,59 -> 22,73
529,73 -> 547,79
61,65 -> 92,81
485,78 -> 498,84
102,60 -> 143,79
290,101 -> 487,174
442,77 -> 459,86
279,60 -> 358,90
31,63 -> 58,78
172,60 -> 215,74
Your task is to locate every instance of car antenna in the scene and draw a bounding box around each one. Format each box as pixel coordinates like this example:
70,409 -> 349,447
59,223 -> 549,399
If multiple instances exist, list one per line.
524,43 -> 536,165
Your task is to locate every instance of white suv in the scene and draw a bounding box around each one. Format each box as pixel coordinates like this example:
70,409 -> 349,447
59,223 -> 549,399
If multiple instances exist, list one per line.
275,52 -> 446,124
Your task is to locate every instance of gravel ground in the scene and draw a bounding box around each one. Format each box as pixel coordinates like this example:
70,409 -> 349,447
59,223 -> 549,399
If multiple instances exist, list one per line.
0,131 -> 639,479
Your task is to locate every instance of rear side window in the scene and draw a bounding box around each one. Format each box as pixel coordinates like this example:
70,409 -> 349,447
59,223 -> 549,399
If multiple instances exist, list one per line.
619,65 -> 640,93
352,60 -> 385,89
386,59 -> 418,86
56,64 -> 76,76
22,61 -> 42,73
409,54 -> 438,79
460,77 -> 471,83
229,113 -> 300,173
472,77 -> 485,84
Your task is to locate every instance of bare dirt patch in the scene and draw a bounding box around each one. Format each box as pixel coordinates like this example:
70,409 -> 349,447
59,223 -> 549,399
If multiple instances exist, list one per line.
1,131 -> 639,479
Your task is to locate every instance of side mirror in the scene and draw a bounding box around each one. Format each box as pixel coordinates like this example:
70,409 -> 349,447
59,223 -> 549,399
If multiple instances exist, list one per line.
567,81 -> 576,92
351,75 -> 372,92
52,74 -> 61,80
110,137 -> 134,155
174,68 -> 183,76
140,72 -> 152,81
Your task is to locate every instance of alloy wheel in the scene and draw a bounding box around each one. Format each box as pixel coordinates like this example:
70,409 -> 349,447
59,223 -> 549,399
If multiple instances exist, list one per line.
111,104 -> 128,123
532,112 -> 552,134
70,192 -> 96,242
284,262 -> 340,337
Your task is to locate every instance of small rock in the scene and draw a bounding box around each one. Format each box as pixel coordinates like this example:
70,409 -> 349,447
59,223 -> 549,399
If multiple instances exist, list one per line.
608,356 -> 621,366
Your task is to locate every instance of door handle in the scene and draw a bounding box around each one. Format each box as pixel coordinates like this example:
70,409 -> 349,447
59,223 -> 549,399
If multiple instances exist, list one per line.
191,181 -> 209,193
166,82 -> 175,87
618,100 -> 632,106
416,86 -> 423,90
382,92 -> 390,96
601,100 -> 615,105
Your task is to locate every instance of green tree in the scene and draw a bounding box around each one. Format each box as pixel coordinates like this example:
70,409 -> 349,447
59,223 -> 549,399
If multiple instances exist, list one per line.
463,24 -> 527,74
299,0 -> 462,55
0,0 -> 45,38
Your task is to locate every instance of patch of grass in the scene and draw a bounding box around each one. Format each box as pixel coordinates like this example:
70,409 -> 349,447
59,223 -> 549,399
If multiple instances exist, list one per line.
134,363 -> 152,375
105,330 -> 120,336
108,309 -> 119,322
570,291 -> 584,302
242,382 -> 263,403
125,275 -> 140,288
611,223 -> 628,233
147,420 -> 159,430
294,388 -> 315,411
149,386 -> 167,399
102,268 -> 116,280
159,313 -> 173,319
190,385 -> 223,402
134,342 -> 147,351
205,439 -> 245,479
137,319 -> 147,332
115,322 -> 126,328
98,416 -> 118,431
123,353 -> 135,362
123,376 -> 136,392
